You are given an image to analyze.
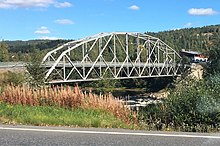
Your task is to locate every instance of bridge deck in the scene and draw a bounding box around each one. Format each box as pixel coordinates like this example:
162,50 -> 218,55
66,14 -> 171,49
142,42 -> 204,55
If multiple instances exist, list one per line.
43,62 -> 178,68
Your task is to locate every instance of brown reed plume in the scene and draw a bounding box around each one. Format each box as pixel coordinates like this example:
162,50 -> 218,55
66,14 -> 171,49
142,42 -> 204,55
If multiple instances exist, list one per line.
0,85 -> 134,123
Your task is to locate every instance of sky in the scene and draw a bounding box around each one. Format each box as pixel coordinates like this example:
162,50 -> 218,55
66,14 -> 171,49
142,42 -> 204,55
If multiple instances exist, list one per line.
0,0 -> 219,40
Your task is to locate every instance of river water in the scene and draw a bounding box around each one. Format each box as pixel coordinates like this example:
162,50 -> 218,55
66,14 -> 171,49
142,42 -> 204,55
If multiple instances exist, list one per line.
99,89 -> 164,110
82,87 -> 165,111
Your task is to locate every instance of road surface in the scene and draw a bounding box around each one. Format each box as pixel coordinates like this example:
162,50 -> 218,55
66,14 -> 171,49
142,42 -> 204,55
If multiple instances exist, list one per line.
0,124 -> 219,146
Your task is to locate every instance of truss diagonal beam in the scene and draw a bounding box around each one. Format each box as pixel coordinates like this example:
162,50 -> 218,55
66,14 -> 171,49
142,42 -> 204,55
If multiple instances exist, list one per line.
42,32 -> 182,83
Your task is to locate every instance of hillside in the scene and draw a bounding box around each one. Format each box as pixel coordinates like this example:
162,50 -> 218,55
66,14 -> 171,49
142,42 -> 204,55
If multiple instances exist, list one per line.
0,39 -> 71,62
147,24 -> 220,54
5,39 -> 70,53
1,24 -> 220,62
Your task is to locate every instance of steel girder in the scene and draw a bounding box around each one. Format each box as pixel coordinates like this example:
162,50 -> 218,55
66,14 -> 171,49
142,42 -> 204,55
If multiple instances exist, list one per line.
42,32 -> 182,83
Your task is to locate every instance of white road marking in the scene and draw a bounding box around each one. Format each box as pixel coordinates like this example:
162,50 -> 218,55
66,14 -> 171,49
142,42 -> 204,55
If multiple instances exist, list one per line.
0,127 -> 220,139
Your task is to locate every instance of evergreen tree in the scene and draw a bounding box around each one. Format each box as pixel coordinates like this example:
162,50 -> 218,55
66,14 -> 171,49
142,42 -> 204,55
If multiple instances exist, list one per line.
0,42 -> 9,62
206,47 -> 220,75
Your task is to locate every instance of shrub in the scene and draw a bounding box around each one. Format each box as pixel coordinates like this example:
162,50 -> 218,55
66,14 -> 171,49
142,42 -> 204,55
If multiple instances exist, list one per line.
0,72 -> 25,86
25,61 -> 46,87
140,75 -> 220,132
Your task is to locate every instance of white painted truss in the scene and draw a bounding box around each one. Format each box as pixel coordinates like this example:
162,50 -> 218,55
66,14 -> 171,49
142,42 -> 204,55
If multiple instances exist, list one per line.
42,32 -> 182,83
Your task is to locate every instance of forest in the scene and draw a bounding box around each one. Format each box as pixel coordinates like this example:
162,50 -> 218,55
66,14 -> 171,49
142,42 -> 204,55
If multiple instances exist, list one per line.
1,24 -> 220,62
0,39 -> 70,62
147,24 -> 220,54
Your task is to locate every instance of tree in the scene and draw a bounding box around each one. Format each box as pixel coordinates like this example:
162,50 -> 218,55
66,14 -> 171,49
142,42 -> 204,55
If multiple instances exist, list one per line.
0,42 -> 9,62
206,47 -> 220,75
25,49 -> 46,87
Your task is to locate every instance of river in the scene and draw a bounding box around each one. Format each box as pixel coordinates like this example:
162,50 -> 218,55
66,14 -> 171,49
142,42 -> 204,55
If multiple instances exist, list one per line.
85,88 -> 165,111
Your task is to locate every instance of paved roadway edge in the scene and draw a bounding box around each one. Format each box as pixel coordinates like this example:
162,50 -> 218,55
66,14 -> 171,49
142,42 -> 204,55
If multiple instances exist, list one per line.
0,127 -> 220,139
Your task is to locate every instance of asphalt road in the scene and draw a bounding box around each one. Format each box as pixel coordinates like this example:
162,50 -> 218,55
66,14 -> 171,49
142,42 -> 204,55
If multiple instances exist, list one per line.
0,124 -> 220,146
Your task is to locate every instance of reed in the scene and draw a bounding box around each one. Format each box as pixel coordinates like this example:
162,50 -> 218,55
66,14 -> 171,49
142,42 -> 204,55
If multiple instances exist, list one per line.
0,85 -> 134,124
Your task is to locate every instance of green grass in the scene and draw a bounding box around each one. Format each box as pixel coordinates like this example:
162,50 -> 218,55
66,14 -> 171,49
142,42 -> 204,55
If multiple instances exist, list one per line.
0,102 -> 137,129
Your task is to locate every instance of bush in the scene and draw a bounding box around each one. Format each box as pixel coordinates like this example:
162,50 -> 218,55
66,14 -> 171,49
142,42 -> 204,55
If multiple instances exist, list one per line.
0,72 -> 25,86
26,61 -> 46,87
140,75 -> 220,132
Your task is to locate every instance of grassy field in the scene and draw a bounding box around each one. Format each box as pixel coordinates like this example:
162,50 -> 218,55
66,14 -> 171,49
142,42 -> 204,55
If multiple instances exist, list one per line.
0,102 -> 137,129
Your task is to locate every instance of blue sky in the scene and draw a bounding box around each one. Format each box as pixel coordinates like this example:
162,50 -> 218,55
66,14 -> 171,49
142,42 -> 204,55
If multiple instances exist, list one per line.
0,0 -> 219,40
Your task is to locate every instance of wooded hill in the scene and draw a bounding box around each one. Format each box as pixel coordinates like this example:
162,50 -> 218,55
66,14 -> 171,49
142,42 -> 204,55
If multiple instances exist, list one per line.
146,24 -> 220,54
0,39 -> 70,62
5,39 -> 70,53
1,24 -> 220,62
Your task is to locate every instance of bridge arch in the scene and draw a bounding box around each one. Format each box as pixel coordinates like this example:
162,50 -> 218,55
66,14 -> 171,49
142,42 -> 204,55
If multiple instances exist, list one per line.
42,32 -> 182,83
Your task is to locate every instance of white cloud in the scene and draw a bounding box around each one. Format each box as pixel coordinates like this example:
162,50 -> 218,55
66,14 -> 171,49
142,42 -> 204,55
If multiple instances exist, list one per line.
54,2 -> 72,8
184,22 -> 193,28
188,8 -> 217,16
55,19 -> 74,25
0,0 -> 54,8
35,26 -> 51,34
39,36 -> 63,40
0,0 -> 72,9
0,3 -> 11,8
129,5 -> 140,10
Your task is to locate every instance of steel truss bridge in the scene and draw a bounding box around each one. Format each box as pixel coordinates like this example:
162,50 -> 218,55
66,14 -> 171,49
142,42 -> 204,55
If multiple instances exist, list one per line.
42,32 -> 182,83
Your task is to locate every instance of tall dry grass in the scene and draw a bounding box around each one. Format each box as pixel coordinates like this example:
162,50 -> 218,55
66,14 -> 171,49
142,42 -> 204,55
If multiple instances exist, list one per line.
0,85 -> 134,123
